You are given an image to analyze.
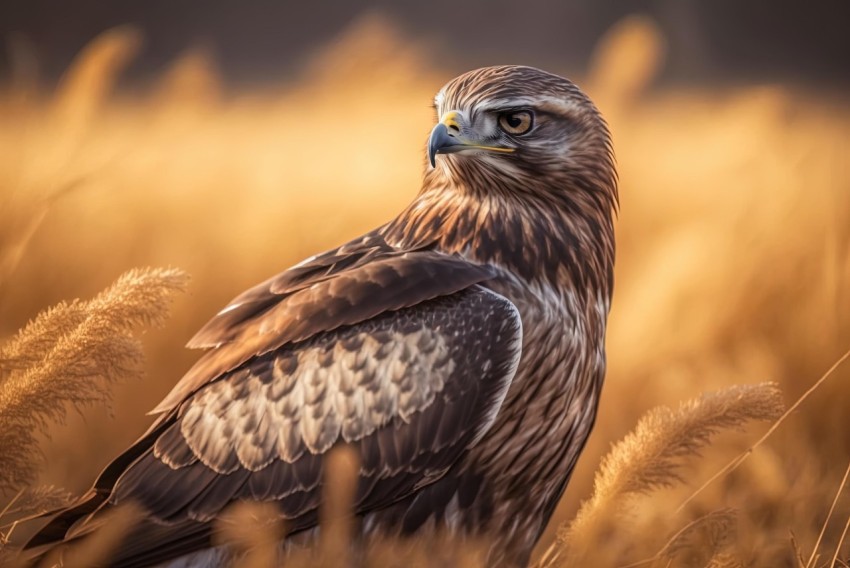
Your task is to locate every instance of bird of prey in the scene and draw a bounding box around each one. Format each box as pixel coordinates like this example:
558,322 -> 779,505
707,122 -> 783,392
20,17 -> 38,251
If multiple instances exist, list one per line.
27,65 -> 617,567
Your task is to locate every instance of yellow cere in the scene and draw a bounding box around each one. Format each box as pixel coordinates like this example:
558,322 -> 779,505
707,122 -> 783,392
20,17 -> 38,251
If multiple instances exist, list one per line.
440,111 -> 461,130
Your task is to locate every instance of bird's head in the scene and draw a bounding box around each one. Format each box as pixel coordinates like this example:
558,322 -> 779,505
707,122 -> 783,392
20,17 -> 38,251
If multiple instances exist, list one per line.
426,65 -> 616,208
387,66 -> 617,290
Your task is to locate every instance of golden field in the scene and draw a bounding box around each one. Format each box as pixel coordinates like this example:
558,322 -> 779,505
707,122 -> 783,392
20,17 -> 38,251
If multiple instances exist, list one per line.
1,14 -> 849,567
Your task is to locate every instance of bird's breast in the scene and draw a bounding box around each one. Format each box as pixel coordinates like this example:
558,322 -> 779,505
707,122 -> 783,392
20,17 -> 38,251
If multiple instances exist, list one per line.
470,272 -> 607,489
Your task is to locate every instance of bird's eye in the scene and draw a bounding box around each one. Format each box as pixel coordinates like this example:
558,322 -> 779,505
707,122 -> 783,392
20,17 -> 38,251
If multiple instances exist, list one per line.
498,110 -> 534,135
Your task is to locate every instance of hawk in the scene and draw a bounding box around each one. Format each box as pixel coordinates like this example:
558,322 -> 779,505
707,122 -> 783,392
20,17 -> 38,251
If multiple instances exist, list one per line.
27,65 -> 617,567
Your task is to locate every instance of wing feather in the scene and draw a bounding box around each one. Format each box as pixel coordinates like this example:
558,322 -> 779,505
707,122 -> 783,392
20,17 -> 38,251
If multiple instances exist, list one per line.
26,238 -> 522,568
115,288 -> 521,519
155,249 -> 497,413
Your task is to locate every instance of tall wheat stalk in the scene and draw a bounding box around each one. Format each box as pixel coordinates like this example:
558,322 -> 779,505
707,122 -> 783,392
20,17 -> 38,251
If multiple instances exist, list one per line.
537,383 -> 784,567
0,267 -> 188,494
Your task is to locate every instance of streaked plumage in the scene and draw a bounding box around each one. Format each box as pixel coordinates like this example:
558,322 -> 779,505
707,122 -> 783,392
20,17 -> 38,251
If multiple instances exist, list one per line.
27,65 -> 617,567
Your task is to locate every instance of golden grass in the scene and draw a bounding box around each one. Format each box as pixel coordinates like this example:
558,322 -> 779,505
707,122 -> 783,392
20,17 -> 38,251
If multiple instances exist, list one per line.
0,267 -> 187,494
0,11 -> 848,567
538,383 -> 784,566
216,501 -> 286,568
539,360 -> 850,567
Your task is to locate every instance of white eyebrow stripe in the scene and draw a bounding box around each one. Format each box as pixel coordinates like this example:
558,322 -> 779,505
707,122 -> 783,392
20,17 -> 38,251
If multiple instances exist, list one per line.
475,97 -> 537,111
474,96 -> 581,115
434,90 -> 445,109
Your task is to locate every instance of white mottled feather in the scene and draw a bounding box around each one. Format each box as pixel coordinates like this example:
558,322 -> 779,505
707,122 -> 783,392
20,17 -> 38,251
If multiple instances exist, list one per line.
179,328 -> 455,473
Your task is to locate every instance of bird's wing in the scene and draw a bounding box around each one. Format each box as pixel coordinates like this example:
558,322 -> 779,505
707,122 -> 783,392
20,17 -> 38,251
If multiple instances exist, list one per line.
152,232 -> 491,414
185,231 -> 400,350
115,285 -> 522,520
26,238 -> 522,566
101,287 -> 520,567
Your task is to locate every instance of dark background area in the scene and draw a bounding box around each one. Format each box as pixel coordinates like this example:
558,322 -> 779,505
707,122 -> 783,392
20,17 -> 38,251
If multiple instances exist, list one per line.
1,0 -> 849,90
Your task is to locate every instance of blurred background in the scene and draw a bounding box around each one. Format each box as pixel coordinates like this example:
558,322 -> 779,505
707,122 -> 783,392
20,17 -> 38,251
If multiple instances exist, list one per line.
1,1 -> 849,564
2,0 -> 850,87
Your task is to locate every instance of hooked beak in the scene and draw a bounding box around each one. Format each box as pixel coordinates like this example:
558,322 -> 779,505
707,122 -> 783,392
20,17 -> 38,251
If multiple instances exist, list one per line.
428,111 -> 515,167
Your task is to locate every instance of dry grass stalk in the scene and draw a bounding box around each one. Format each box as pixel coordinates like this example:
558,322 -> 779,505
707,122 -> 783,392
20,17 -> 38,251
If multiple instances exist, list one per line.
0,485 -> 74,522
40,503 -> 141,568
0,485 -> 74,561
50,26 -> 141,138
587,15 -> 665,111
0,486 -> 74,565
0,267 -> 188,492
0,179 -> 85,294
318,444 -> 360,567
539,383 -> 783,567
808,458 -> 850,568
704,551 -> 744,568
832,513 -> 850,568
677,349 -> 850,514
216,501 -> 285,568
214,446 -> 361,568
658,508 -> 737,564
791,531 -> 809,568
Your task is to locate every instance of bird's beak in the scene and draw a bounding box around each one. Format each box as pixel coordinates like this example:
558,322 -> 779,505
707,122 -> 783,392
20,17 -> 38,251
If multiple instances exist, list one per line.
428,111 -> 515,167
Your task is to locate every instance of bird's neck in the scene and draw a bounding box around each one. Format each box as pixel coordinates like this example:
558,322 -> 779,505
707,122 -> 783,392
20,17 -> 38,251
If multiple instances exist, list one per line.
381,181 -> 615,303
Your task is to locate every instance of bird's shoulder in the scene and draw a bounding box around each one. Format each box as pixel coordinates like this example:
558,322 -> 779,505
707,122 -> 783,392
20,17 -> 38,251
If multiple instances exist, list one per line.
186,231 -> 399,350
153,230 -> 501,413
